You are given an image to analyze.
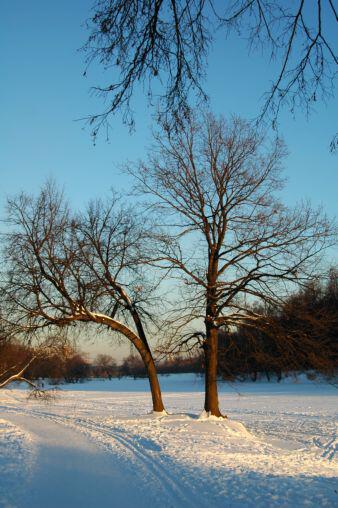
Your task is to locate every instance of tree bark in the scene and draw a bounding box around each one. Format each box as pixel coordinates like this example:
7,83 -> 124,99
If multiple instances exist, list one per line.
88,312 -> 165,413
204,325 -> 223,417
129,307 -> 165,412
203,252 -> 224,417
136,344 -> 165,413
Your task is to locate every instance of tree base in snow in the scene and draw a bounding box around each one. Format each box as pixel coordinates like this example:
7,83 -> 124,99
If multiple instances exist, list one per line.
198,410 -> 227,420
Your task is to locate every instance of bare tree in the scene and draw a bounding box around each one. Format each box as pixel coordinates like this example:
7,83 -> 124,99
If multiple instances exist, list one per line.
83,0 -> 337,143
0,323 -> 69,397
0,316 -> 36,389
77,195 -> 166,408
2,184 -> 165,412
126,112 -> 336,416
0,353 -> 37,390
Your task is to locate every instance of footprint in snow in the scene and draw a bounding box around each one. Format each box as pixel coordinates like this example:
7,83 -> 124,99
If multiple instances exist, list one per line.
137,437 -> 162,452
321,437 -> 337,461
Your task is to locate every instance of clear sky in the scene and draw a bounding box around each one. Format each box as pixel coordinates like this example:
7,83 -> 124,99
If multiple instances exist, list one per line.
1,0 -> 337,360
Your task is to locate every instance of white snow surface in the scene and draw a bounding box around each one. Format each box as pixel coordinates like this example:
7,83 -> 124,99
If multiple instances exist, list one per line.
0,374 -> 337,507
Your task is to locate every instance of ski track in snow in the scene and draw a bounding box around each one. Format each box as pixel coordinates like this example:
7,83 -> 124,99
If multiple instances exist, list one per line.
0,417 -> 35,507
0,375 -> 337,507
0,394 -> 198,507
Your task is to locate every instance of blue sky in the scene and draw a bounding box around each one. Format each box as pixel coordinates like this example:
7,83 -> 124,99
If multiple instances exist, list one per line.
1,0 -> 337,358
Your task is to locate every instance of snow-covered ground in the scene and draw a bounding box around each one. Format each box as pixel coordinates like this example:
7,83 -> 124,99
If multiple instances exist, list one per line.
0,374 -> 337,507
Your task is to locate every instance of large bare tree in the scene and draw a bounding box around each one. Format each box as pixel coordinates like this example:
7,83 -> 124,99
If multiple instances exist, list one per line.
2,184 -> 165,412
83,0 -> 337,145
126,113 -> 336,416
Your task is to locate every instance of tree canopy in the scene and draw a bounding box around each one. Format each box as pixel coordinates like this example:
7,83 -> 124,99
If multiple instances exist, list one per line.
83,0 -> 337,144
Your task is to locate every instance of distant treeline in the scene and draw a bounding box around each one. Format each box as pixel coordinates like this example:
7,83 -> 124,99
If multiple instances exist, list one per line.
1,273 -> 336,384
0,343 -> 203,384
0,342 -> 91,384
218,272 -> 337,381
119,354 -> 203,378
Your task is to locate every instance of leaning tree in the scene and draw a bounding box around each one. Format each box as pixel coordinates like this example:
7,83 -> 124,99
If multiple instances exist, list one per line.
127,112 -> 336,416
2,184 -> 165,412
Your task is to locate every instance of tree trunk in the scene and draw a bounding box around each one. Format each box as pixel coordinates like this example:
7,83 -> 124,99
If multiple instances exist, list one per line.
88,312 -> 165,413
204,325 -> 224,417
203,252 -> 224,418
137,345 -> 165,413
129,307 -> 165,413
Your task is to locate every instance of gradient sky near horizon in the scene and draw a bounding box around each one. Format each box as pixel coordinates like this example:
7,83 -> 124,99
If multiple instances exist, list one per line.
1,0 -> 337,360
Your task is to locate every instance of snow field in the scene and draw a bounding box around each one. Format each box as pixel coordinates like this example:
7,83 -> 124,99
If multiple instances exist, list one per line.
0,417 -> 35,507
0,374 -> 337,507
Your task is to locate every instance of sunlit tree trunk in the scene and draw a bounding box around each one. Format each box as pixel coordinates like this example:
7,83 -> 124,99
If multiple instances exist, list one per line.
204,324 -> 222,416
203,258 -> 224,417
91,312 -> 165,413
137,344 -> 165,413
129,306 -> 165,412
